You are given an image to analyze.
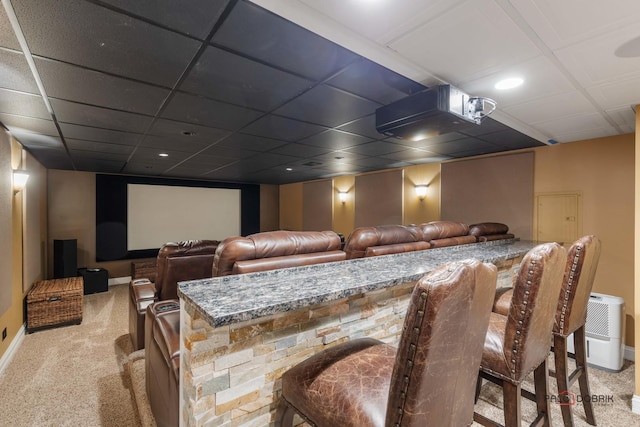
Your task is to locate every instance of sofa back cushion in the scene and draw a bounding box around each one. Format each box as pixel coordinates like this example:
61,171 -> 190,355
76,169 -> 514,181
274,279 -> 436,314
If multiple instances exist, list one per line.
213,230 -> 343,276
419,221 -> 469,242
343,224 -> 422,259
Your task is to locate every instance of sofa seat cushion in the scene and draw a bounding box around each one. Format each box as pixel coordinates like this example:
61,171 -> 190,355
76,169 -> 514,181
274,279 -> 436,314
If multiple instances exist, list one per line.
233,251 -> 346,275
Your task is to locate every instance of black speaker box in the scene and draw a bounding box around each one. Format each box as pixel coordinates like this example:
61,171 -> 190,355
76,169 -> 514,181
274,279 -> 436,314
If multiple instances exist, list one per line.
78,268 -> 108,295
54,239 -> 78,279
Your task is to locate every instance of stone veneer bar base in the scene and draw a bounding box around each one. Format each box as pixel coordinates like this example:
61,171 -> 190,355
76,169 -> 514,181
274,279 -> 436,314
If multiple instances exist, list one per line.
180,256 -> 522,426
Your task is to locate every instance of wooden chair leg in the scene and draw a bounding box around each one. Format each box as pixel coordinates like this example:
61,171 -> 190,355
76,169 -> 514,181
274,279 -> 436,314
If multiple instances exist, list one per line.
574,326 -> 596,425
275,398 -> 296,427
502,381 -> 522,427
534,358 -> 553,427
475,375 -> 483,403
554,334 -> 573,427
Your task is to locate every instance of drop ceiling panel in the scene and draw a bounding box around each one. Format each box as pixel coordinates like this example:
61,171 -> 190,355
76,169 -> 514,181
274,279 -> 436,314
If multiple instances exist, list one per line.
325,58 -> 426,104
51,99 -> 154,133
71,156 -> 125,173
343,141 -> 407,156
70,148 -> 130,162
554,25 -> 640,86
389,0 -> 541,84
12,0 -> 200,86
35,58 -> 170,114
99,0 -> 231,39
510,0 -> 640,50
214,133 -> 287,152
0,114 -> 57,136
59,123 -> 142,145
197,145 -> 262,160
212,0 -> 359,81
242,114 -> 327,142
269,142 -> 331,158
0,7 -> 20,50
64,138 -> 135,155
501,91 -> 598,126
148,119 -> 231,144
459,56 -> 576,109
0,50 -> 39,94
534,112 -> 618,137
297,0 -> 465,44
336,115 -> 384,139
25,145 -> 74,169
180,46 -> 313,111
274,85 -> 380,127
298,129 -> 373,150
161,92 -> 263,130
137,135 -> 211,153
8,132 -> 63,149
587,76 -> 640,110
0,89 -> 50,119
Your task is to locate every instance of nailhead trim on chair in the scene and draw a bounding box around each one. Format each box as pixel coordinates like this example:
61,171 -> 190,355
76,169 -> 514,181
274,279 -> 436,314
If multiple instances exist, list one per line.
510,259 -> 535,375
392,289 -> 430,426
557,244 -> 583,335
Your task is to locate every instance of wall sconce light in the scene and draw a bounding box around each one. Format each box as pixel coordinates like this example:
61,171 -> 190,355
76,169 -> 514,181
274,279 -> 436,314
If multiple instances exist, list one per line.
13,170 -> 29,195
415,185 -> 427,201
338,191 -> 349,204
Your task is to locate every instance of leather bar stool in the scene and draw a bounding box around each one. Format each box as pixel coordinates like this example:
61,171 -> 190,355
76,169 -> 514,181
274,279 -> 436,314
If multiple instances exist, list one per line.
276,258 -> 498,427
492,235 -> 601,426
474,242 -> 566,427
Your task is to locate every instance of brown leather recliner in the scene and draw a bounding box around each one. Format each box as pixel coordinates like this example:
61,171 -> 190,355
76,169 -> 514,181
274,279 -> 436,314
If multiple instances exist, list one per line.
147,230 -> 345,427
343,224 -> 430,259
213,230 -> 346,276
468,222 -> 515,242
128,239 -> 219,351
419,220 -> 477,248
276,259 -> 498,426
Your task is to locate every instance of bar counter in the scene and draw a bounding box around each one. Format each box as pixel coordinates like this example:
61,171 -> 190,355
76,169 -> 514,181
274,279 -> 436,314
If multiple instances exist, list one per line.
177,239 -> 539,426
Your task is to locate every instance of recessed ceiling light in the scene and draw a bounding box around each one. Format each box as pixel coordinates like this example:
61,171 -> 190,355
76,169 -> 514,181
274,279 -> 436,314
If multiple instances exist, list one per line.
159,153 -> 169,157
495,77 -> 523,90
285,167 -> 293,171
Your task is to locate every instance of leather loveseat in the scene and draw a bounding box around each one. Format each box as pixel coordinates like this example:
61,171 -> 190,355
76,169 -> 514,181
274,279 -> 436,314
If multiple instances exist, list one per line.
128,239 -> 219,351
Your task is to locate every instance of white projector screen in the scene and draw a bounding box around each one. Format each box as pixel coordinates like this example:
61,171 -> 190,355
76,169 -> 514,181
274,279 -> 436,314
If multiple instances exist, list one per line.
127,184 -> 240,250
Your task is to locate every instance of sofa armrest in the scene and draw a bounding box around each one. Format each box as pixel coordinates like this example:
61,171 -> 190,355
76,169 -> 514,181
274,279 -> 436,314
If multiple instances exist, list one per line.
130,278 -> 158,304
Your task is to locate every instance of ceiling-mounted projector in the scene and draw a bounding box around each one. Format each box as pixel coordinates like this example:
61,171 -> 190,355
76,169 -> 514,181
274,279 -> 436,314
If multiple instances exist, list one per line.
375,85 -> 496,141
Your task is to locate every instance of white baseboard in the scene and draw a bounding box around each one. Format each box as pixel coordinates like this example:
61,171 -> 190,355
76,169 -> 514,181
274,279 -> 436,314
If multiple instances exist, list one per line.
109,276 -> 131,286
632,395 -> 640,414
0,323 -> 26,376
624,345 -> 635,362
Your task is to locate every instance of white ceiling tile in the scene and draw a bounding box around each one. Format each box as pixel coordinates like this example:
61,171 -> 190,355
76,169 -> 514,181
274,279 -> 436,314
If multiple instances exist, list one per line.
501,91 -> 597,125
388,0 -> 541,84
586,75 -> 640,111
458,56 -> 576,108
297,0 -> 466,44
605,105 -> 637,129
554,24 -> 640,86
509,0 -> 640,49
534,112 -> 617,140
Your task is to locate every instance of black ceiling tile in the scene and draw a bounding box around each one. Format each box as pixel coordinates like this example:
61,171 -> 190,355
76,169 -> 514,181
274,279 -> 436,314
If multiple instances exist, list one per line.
424,137 -> 500,156
478,129 -> 545,149
24,145 -> 74,169
99,0 -> 231,39
242,114 -> 327,142
180,46 -> 312,111
51,98 -> 154,133
162,92 -> 263,130
172,154 -> 239,169
336,114 -> 385,139
215,133 -> 287,152
298,129 -> 373,150
59,123 -> 142,145
164,166 -> 218,179
310,150 -> 368,164
128,147 -> 194,164
326,59 -> 426,104
0,7 -> 20,50
0,114 -> 58,136
10,131 -> 63,149
12,0 -> 200,87
148,118 -> 231,144
121,162 -> 170,176
458,117 -> 508,137
0,50 -> 39,94
0,88 -> 50,119
65,138 -> 135,155
198,145 -> 260,160
35,58 -> 169,115
343,140 -> 407,156
347,156 -> 401,168
274,85 -> 380,127
138,135 -> 210,153
268,143 -> 331,158
70,148 -> 129,162
212,1 -> 359,81
71,156 -> 125,173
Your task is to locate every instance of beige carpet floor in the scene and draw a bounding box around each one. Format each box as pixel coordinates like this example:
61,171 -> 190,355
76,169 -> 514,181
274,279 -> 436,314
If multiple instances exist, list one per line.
2,283 -> 640,426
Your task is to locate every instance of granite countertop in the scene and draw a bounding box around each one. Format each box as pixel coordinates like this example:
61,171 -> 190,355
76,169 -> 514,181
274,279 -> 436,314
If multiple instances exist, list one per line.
178,239 -> 539,328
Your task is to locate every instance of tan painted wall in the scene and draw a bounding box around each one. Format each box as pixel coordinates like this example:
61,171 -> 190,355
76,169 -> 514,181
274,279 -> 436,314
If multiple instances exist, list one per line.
533,135 -> 635,346
332,175 -> 355,236
260,184 -> 279,231
634,106 -> 639,397
279,183 -> 303,231
403,163 -> 441,225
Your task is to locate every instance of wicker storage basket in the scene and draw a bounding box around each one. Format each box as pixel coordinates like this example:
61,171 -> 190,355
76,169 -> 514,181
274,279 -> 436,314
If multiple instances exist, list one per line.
27,277 -> 83,332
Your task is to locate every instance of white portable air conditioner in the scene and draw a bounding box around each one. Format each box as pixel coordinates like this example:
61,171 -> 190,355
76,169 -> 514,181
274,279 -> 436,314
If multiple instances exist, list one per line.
567,292 -> 625,372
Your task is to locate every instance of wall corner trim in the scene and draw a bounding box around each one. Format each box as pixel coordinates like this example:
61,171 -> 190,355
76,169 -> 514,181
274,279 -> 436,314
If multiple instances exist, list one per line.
0,323 -> 26,376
